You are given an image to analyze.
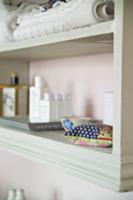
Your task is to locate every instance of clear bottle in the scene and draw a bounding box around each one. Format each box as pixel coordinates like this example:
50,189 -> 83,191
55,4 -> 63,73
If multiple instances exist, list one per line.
54,94 -> 61,121
62,93 -> 72,117
15,189 -> 25,200
7,189 -> 16,200
58,94 -> 63,119
55,93 -> 71,119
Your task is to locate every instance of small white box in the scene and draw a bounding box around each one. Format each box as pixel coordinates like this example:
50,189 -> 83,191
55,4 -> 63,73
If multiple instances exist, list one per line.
103,91 -> 113,126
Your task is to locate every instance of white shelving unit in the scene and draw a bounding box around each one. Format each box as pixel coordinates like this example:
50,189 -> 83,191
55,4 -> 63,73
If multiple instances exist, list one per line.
0,21 -> 113,60
0,0 -> 133,192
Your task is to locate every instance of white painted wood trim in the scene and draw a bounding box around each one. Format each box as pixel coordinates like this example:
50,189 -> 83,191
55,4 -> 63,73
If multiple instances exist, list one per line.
0,21 -> 113,60
120,156 -> 133,192
0,0 -> 133,193
0,21 -> 113,53
112,0 -> 124,157
0,126 -> 121,191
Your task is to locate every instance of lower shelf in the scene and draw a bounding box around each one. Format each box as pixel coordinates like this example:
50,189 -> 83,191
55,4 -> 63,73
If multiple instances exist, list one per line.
0,125 -> 123,191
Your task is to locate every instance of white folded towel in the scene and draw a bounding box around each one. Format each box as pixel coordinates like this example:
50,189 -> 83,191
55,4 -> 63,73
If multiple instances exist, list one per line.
0,2 -> 17,42
0,1 -> 42,42
13,0 -> 114,41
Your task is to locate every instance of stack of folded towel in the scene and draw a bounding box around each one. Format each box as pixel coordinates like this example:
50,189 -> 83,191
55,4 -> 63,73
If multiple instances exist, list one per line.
13,0 -> 114,41
0,2 -> 42,42
0,0 -> 114,42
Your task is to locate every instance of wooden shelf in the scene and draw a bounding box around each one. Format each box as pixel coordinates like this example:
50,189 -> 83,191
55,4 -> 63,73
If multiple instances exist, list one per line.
0,21 -> 113,61
0,0 -> 133,193
0,125 -> 122,191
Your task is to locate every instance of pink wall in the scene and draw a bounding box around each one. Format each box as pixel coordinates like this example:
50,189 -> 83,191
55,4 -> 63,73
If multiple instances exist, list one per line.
30,53 -> 113,120
0,149 -> 133,200
1,53 -> 132,199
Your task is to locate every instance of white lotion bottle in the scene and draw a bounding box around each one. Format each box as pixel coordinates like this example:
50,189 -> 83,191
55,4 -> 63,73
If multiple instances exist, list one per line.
15,189 -> 25,200
39,93 -> 55,122
7,189 -> 16,200
29,76 -> 42,123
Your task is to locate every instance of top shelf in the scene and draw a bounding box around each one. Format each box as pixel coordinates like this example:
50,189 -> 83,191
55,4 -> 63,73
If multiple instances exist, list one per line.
0,21 -> 113,61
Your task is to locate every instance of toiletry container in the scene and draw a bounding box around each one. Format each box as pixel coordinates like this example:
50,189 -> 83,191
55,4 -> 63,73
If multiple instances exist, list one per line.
15,189 -> 25,200
39,93 -> 55,122
10,72 -> 19,85
2,72 -> 28,117
3,87 -> 16,117
3,85 -> 28,117
55,93 -> 72,119
54,94 -> 60,121
62,93 -> 72,117
29,76 -> 42,123
103,91 -> 113,126
7,189 -> 16,200
54,93 -> 67,120
57,94 -> 63,118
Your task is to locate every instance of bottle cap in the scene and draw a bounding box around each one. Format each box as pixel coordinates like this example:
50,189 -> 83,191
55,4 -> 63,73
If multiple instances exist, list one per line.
62,93 -> 68,100
10,72 -> 19,85
34,76 -> 42,87
54,94 -> 62,101
44,93 -> 51,100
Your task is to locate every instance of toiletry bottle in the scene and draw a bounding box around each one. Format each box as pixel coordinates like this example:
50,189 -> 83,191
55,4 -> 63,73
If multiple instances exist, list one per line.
39,93 -> 55,123
10,72 -> 19,85
15,189 -> 25,200
3,87 -> 16,117
57,94 -> 63,119
62,93 -> 72,117
50,93 -> 55,121
54,94 -> 61,121
29,76 -> 42,123
7,189 -> 16,200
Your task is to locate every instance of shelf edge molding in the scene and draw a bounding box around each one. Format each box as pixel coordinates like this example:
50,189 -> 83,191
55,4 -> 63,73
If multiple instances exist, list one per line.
0,21 -> 113,61
0,21 -> 113,53
0,126 -> 123,192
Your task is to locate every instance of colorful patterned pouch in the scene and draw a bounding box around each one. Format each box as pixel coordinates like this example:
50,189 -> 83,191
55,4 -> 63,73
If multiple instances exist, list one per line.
64,124 -> 113,148
61,117 -> 101,132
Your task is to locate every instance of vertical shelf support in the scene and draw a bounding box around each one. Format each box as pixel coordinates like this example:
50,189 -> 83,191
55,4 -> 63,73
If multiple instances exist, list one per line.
113,0 -> 133,191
